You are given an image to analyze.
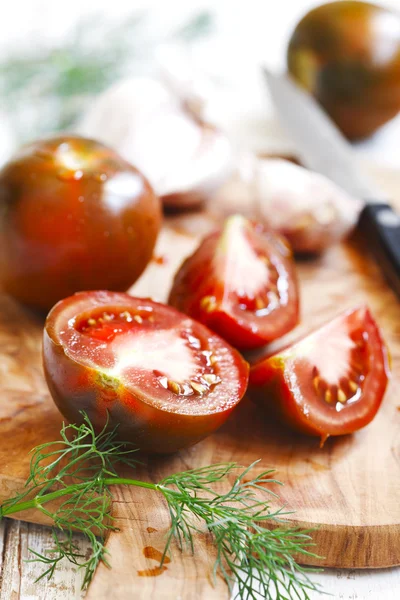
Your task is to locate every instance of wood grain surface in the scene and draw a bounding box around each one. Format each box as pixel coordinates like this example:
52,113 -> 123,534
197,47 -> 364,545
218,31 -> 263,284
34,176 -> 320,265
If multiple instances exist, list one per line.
1,517 -> 400,600
0,164 -> 400,599
0,519 -> 88,599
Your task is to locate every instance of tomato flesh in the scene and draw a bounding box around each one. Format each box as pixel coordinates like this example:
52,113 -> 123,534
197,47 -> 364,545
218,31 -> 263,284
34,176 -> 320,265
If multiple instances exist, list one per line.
249,306 -> 390,442
43,291 -> 249,453
168,215 -> 299,350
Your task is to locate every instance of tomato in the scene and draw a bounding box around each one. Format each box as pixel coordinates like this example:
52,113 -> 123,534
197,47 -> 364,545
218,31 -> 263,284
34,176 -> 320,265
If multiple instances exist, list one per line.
43,291 -> 249,453
249,306 -> 390,444
0,136 -> 162,311
287,1 -> 400,140
168,215 -> 299,350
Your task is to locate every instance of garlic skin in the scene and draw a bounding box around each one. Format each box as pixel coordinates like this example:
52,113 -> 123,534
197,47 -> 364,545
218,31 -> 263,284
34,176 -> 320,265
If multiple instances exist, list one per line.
210,157 -> 362,254
79,77 -> 234,208
156,43 -> 211,121
256,159 -> 362,253
79,73 -> 361,251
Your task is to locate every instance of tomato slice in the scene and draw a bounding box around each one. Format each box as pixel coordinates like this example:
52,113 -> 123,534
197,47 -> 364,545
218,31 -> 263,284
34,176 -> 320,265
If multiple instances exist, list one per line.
249,306 -> 390,443
168,215 -> 299,350
43,291 -> 249,453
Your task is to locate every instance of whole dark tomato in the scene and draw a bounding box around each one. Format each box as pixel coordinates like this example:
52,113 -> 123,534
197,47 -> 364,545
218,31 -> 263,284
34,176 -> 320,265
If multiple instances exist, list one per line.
249,306 -> 390,445
0,136 -> 162,311
43,291 -> 249,454
168,215 -> 299,350
287,1 -> 400,139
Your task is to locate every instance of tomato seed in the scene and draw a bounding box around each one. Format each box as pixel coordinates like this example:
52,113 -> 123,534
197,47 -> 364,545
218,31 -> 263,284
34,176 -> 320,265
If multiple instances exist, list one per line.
202,374 -> 221,386
200,296 -> 217,313
133,315 -> 143,324
337,389 -> 347,404
255,297 -> 265,311
120,311 -> 133,321
191,381 -> 206,395
261,255 -> 271,267
87,318 -> 96,326
348,380 -> 358,393
167,380 -> 181,395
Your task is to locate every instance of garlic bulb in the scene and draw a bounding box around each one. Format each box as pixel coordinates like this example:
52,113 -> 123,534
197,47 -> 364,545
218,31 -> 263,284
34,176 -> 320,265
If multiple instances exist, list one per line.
79,77 -> 234,208
210,157 -> 362,254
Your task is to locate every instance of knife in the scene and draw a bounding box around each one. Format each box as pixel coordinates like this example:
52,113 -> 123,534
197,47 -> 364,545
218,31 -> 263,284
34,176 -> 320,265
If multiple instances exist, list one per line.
264,67 -> 400,297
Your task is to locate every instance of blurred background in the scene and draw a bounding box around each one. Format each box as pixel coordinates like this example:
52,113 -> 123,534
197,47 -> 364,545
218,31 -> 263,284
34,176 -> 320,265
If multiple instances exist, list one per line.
1,0 -> 400,167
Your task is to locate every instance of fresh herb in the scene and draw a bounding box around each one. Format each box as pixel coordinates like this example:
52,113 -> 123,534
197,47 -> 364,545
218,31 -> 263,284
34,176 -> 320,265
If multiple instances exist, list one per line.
0,414 -> 322,599
0,11 -> 213,142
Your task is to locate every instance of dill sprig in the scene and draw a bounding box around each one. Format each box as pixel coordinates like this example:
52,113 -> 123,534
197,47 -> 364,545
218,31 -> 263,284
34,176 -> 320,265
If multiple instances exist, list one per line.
0,10 -> 214,142
0,415 -> 142,587
160,464 -> 321,599
0,414 -> 323,599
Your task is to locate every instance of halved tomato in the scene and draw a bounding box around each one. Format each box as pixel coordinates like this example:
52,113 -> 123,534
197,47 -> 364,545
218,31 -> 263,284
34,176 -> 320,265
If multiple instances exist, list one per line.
249,306 -> 390,444
168,215 -> 299,350
43,291 -> 249,453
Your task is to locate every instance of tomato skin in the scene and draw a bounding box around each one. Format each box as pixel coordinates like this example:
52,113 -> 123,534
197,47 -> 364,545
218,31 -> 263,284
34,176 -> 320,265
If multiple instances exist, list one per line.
169,217 -> 299,350
0,136 -> 162,311
43,291 -> 249,454
287,1 -> 400,140
249,307 -> 390,441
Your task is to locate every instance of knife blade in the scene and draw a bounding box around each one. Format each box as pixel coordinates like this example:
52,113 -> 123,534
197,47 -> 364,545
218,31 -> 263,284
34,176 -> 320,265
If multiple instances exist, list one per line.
264,67 -> 400,297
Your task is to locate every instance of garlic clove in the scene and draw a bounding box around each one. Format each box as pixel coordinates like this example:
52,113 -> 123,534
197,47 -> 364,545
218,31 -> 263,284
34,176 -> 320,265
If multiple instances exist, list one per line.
156,43 -> 210,121
79,77 -> 234,209
161,123 -> 234,208
255,159 -> 362,254
209,156 -> 362,254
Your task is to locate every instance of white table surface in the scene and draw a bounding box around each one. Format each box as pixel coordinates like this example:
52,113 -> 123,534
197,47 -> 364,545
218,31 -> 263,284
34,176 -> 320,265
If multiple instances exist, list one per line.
0,2 -> 399,599
1,516 -> 400,600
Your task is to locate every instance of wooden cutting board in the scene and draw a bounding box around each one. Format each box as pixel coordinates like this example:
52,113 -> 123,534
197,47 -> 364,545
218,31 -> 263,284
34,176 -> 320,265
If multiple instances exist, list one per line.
0,165 -> 400,599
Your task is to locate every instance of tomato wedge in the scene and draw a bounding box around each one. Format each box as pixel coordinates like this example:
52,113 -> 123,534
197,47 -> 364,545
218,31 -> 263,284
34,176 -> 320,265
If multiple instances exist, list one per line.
168,215 -> 299,350
249,306 -> 390,443
43,291 -> 248,453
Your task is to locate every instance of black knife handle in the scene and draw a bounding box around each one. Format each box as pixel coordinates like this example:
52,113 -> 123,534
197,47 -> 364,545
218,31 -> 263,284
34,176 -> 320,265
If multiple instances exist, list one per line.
358,202 -> 400,296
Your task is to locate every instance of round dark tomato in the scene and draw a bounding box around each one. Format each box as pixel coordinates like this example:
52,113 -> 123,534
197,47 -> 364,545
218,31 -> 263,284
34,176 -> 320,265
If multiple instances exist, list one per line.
43,291 -> 249,453
168,215 -> 299,350
0,136 -> 162,311
249,306 -> 390,444
287,1 -> 400,140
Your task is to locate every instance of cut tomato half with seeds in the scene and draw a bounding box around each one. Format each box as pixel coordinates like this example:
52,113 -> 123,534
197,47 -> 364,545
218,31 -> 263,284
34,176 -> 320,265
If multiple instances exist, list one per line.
249,306 -> 390,444
168,215 -> 299,350
43,291 -> 249,453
